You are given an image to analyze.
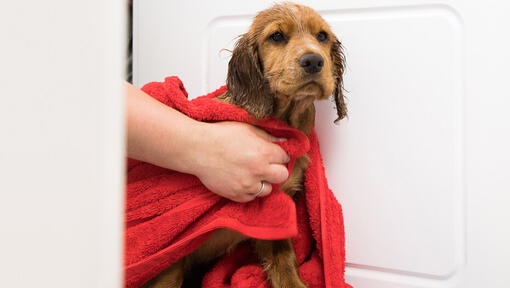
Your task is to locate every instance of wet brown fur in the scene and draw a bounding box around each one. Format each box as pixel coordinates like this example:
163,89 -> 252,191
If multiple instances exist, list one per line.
144,3 -> 346,288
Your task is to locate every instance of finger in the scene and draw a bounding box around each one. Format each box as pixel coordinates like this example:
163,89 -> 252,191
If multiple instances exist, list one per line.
262,164 -> 289,184
255,180 -> 273,198
244,181 -> 272,201
251,126 -> 287,143
272,137 -> 287,143
252,127 -> 277,141
267,144 -> 290,164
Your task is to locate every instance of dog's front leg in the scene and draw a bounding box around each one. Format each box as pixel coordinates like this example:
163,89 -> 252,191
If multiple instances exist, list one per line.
254,239 -> 307,288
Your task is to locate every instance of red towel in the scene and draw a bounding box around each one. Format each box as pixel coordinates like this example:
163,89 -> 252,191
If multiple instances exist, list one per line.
125,76 -> 352,288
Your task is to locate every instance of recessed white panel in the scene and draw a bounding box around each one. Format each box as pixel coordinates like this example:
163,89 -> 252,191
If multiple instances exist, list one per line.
315,6 -> 463,279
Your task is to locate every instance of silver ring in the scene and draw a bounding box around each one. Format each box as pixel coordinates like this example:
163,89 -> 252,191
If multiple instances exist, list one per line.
253,181 -> 265,197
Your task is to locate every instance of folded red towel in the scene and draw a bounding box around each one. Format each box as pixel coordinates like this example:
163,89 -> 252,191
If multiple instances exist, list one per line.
124,76 -> 352,288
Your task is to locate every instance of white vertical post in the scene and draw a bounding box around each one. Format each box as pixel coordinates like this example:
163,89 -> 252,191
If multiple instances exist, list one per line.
0,1 -> 125,287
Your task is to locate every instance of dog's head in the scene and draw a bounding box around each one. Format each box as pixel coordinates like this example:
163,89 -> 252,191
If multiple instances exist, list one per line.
226,2 -> 346,122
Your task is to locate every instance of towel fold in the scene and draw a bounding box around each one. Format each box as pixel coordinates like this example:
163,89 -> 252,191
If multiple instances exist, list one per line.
124,76 -> 351,288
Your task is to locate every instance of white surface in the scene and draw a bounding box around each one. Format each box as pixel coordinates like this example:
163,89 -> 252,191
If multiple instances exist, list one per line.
134,1 -> 510,287
316,6 -> 463,278
0,1 -> 125,287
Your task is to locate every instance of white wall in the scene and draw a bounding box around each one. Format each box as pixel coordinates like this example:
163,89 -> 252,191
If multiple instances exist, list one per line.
0,1 -> 125,287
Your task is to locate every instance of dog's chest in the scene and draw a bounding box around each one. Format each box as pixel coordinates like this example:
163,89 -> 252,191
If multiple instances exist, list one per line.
186,228 -> 247,265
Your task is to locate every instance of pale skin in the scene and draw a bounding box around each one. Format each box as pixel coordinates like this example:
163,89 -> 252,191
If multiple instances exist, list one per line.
125,82 -> 290,202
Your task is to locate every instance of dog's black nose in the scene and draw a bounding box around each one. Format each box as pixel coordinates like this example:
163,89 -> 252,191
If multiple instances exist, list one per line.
299,53 -> 324,74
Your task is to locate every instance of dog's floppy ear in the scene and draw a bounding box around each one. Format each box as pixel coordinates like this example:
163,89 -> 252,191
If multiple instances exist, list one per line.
226,33 -> 274,118
331,39 -> 347,123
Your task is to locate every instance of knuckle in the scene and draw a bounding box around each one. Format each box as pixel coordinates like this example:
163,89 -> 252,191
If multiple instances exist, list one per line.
253,164 -> 266,177
256,144 -> 269,157
248,148 -> 262,161
260,148 -> 270,159
239,179 -> 253,190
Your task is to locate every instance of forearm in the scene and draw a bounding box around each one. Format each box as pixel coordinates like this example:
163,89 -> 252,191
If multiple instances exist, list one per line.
125,82 -> 204,174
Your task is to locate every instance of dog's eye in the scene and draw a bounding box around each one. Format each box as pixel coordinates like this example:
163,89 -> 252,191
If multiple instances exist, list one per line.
317,31 -> 328,42
269,32 -> 285,43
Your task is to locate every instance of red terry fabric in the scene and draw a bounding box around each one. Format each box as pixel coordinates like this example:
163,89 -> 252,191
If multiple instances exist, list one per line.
125,76 -> 352,288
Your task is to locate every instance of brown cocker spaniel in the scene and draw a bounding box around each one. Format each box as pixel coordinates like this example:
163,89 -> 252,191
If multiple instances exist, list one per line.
144,3 -> 346,288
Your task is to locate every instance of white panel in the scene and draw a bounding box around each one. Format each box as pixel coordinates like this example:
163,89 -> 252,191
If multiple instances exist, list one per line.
316,5 -> 463,278
134,1 -> 510,288
0,1 -> 124,287
206,17 -> 252,92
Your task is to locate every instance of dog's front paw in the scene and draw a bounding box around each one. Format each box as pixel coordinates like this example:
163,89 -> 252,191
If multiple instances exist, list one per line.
275,276 -> 308,288
255,239 -> 308,288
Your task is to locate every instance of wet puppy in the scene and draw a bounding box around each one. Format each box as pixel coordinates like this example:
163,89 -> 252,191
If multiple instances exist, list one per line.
144,3 -> 346,287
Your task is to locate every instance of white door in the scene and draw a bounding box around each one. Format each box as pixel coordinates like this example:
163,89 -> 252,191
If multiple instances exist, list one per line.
134,1 -> 510,287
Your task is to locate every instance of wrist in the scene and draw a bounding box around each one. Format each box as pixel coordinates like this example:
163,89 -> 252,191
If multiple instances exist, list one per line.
174,120 -> 211,176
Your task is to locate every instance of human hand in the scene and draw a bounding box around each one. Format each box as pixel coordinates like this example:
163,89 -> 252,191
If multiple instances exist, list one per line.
189,121 -> 290,202
125,83 -> 289,202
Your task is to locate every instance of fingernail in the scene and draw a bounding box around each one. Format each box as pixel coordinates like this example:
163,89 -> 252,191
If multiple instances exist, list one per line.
274,137 -> 287,142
